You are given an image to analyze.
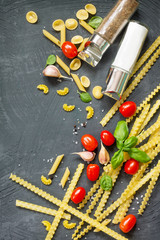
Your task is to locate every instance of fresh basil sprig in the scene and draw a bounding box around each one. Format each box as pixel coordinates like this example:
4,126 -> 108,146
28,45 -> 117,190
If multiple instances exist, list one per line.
111,121 -> 151,169
88,16 -> 103,29
45,54 -> 56,67
77,91 -> 92,103
100,174 -> 112,191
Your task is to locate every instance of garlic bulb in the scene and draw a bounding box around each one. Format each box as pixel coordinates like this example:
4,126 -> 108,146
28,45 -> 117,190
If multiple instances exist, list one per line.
98,141 -> 110,165
43,65 -> 72,80
71,151 -> 96,162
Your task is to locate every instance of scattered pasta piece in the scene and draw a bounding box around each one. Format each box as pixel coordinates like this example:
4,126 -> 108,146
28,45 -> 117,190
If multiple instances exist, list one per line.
71,35 -> 83,45
57,87 -> 69,96
26,11 -> 38,24
80,76 -> 90,88
71,73 -> 86,92
86,106 -> 94,119
85,4 -> 96,15
94,219 -> 111,232
52,19 -> 65,31
56,55 -> 70,75
60,24 -> 66,46
76,9 -> 89,20
70,58 -> 81,71
48,154 -> 64,179
42,220 -> 51,231
92,86 -> 103,99
65,18 -> 78,30
41,175 -> 52,185
77,38 -> 89,52
79,20 -> 94,34
43,29 -> 61,47
63,220 -> 76,229
60,167 -> 70,188
63,104 -> 75,112
37,84 -> 49,94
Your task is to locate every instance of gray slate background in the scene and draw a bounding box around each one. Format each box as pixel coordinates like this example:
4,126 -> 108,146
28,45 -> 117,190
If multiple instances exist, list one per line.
0,0 -> 160,239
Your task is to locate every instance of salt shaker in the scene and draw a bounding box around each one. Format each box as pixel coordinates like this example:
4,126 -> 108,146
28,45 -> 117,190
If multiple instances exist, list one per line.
104,21 -> 148,100
78,0 -> 139,67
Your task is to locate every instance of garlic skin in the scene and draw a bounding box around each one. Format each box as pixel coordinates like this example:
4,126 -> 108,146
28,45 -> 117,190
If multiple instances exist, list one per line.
71,151 -> 96,162
98,141 -> 110,165
43,65 -> 61,77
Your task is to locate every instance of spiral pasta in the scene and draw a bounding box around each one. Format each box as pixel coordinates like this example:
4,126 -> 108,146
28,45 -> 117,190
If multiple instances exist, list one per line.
86,106 -> 94,119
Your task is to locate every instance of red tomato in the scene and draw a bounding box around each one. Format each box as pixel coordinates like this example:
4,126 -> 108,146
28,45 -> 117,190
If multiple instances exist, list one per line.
119,101 -> 137,118
100,130 -> 115,146
119,214 -> 136,233
61,41 -> 78,59
84,41 -> 91,48
124,158 -> 139,175
87,164 -> 100,181
71,187 -> 86,204
81,134 -> 98,151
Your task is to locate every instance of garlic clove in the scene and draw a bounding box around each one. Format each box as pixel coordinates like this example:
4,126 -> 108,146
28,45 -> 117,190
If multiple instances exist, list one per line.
43,65 -> 60,78
98,141 -> 110,165
71,151 -> 96,162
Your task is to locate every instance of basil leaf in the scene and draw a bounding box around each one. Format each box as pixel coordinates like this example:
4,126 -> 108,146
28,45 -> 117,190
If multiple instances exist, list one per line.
116,140 -> 124,150
45,55 -> 56,67
114,121 -> 129,142
88,16 -> 103,29
123,136 -> 138,152
111,149 -> 124,169
128,148 -> 151,163
77,91 -> 92,103
100,174 -> 112,191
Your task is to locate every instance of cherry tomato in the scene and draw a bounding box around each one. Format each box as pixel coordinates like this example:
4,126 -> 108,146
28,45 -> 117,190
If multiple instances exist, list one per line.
71,187 -> 86,204
61,41 -> 78,59
100,130 -> 115,146
119,101 -> 137,118
87,164 -> 100,181
81,134 -> 98,152
84,41 -> 91,48
119,214 -> 136,233
124,158 -> 139,175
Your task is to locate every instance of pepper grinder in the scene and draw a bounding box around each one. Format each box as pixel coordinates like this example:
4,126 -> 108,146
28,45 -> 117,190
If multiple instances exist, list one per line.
78,0 -> 139,67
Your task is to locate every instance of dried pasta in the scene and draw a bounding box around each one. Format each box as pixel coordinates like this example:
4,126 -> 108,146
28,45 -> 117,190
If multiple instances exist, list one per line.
37,84 -> 49,94
60,167 -> 70,188
63,220 -> 76,229
42,29 -> 61,47
77,38 -> 89,52
70,58 -> 81,71
16,200 -> 71,219
60,24 -> 66,46
100,43 -> 160,127
57,87 -> 69,96
76,9 -> 89,20
79,20 -> 94,34
80,76 -> 90,88
71,35 -> 83,45
85,4 -> 96,15
63,104 -> 75,112
71,73 -> 86,92
86,106 -> 94,119
94,219 -> 111,232
48,154 -> 64,179
41,175 -> 52,185
56,55 -> 70,75
42,220 -> 51,231
26,11 -> 38,24
92,86 -> 103,99
65,18 -> 78,30
52,19 -> 64,31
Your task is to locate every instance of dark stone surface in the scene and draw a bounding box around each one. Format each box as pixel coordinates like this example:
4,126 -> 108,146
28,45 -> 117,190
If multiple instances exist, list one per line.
0,0 -> 160,239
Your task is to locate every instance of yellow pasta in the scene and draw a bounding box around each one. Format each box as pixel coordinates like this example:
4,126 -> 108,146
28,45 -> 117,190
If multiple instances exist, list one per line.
77,38 -> 89,52
63,220 -> 76,229
60,24 -> 66,46
56,55 -> 70,75
86,106 -> 94,119
65,18 -> 78,30
80,76 -> 90,88
138,100 -> 160,133
92,86 -> 103,99
100,41 -> 160,127
79,20 -> 94,34
60,167 -> 70,188
71,35 -> 83,45
37,84 -> 49,94
63,104 -> 75,112
76,9 -> 89,20
41,175 -> 52,185
16,200 -> 71,220
149,126 -> 160,142
57,87 -> 69,96
42,220 -> 51,231
70,58 -> 81,71
52,19 -> 65,31
139,136 -> 160,152
71,73 -> 86,92
85,4 -> 96,15
42,29 -> 61,47
26,11 -> 38,24
48,154 -> 64,178
94,219 -> 111,232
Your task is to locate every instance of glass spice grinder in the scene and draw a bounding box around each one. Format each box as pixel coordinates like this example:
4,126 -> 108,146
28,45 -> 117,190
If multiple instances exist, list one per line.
78,0 -> 139,67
